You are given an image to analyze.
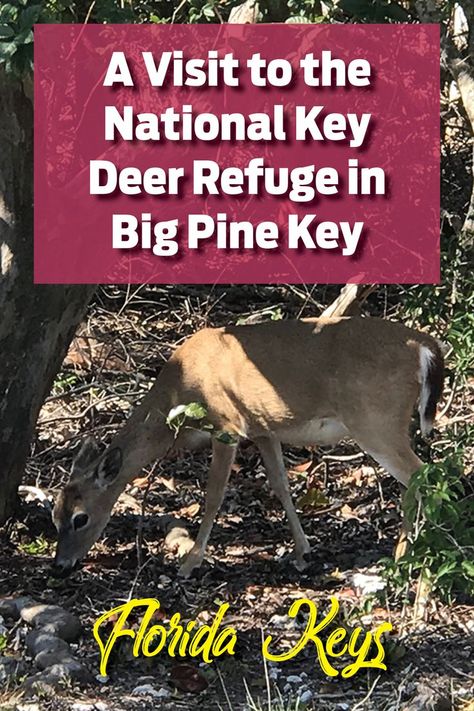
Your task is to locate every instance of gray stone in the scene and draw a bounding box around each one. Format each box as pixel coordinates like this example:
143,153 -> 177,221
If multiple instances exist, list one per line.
25,630 -> 70,657
0,596 -> 37,620
21,604 -> 82,641
268,613 -> 299,630
22,660 -> 94,694
35,648 -> 76,671
132,683 -> 171,699
45,660 -> 93,683
155,688 -> 171,699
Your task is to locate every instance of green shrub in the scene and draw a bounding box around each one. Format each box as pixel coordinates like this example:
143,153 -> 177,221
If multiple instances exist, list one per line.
383,457 -> 474,602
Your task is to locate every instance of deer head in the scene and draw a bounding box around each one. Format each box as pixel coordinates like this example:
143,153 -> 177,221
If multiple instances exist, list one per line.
51,437 -> 123,577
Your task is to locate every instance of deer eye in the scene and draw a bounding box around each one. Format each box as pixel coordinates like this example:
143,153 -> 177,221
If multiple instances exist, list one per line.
72,513 -> 89,531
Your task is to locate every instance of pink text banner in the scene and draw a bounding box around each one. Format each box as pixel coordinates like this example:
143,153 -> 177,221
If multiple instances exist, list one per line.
34,24 -> 440,284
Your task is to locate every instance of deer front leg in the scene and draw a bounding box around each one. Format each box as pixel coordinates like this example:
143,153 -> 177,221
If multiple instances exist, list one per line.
178,437 -> 238,578
256,436 -> 310,570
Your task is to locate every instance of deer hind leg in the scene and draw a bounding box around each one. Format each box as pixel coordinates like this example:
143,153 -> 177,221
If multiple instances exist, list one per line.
256,436 -> 310,570
178,437 -> 238,578
352,428 -> 423,561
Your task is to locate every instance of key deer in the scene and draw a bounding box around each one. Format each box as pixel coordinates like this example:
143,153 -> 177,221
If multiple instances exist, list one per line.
52,316 -> 444,577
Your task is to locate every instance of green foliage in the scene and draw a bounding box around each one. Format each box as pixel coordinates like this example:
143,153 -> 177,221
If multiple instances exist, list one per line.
270,307 -> 284,321
285,0 -> 324,23
185,0 -> 221,23
214,430 -> 239,445
283,0 -> 411,22
0,0 -> 457,78
166,402 -> 238,445
298,487 -> 329,508
0,1 -> 38,75
52,371 -> 80,395
0,0 -> 140,75
18,533 -> 51,555
334,0 -> 410,21
166,401 -> 209,436
383,458 -> 474,602
399,237 -> 474,379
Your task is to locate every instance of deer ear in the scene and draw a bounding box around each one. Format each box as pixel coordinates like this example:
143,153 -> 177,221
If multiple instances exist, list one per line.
72,437 -> 101,478
95,447 -> 122,488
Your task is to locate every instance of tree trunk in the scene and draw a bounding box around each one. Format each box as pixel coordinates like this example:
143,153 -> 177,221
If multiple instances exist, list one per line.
413,0 -> 474,242
0,69 -> 95,525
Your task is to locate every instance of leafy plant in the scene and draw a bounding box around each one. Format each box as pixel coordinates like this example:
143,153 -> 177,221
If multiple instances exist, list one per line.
398,238 -> 474,380
166,402 -> 239,445
334,0 -> 410,22
18,534 -> 51,556
0,1 -> 39,75
383,457 -> 474,602
52,371 -> 80,395
214,430 -> 239,445
166,401 -> 210,437
297,487 -> 329,509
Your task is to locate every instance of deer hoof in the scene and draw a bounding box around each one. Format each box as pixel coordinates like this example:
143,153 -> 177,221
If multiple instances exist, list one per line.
294,550 -> 311,572
178,552 -> 203,578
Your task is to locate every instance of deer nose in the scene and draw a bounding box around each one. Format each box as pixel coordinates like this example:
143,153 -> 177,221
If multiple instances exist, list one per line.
51,559 -> 74,578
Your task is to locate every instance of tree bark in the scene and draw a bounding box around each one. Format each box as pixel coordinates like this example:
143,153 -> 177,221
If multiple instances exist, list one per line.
0,68 -> 94,525
412,0 -> 474,241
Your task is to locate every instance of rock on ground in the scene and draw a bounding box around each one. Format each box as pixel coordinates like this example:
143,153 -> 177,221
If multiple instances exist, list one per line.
0,596 -> 37,620
34,647 -> 77,670
25,630 -> 70,656
20,604 -> 82,641
22,660 -> 94,696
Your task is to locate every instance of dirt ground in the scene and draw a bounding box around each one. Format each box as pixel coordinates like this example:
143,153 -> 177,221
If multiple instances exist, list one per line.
1,285 -> 473,710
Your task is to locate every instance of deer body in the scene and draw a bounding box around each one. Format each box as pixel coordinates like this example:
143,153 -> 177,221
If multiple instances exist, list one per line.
52,317 -> 444,577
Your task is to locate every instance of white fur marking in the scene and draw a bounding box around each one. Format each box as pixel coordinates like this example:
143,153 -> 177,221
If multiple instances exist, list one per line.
277,418 -> 348,447
418,346 -> 434,436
